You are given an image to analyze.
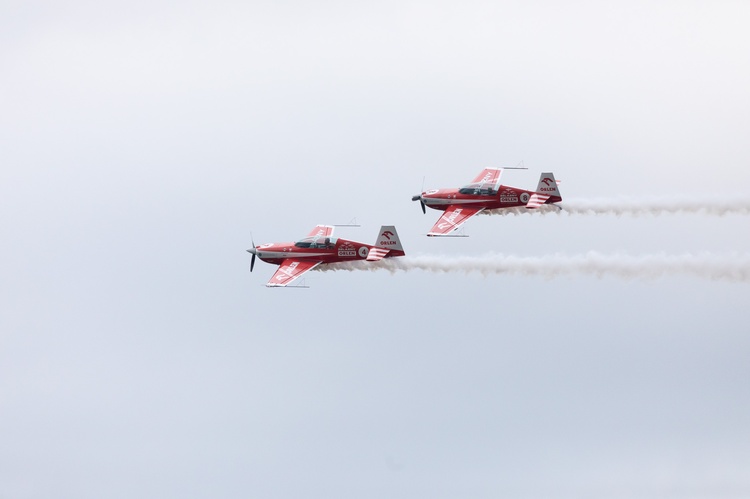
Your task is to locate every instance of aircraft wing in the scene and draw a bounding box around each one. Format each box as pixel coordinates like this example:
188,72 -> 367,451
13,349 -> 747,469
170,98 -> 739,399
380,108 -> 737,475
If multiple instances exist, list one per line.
427,205 -> 483,236
266,259 -> 321,287
470,167 -> 503,191
306,225 -> 335,238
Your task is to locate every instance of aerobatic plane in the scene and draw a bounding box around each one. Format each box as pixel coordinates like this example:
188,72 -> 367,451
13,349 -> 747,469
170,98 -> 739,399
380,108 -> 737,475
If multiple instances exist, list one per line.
247,225 -> 405,287
412,168 -> 562,236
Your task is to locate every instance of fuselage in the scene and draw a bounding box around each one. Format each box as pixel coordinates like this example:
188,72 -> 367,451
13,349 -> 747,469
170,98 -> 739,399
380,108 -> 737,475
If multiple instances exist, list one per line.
420,185 -> 562,211
253,237 -> 403,265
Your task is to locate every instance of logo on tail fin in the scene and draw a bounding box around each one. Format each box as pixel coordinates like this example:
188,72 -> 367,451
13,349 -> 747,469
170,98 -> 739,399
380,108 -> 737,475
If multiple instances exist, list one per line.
539,176 -> 557,192
381,230 -> 394,240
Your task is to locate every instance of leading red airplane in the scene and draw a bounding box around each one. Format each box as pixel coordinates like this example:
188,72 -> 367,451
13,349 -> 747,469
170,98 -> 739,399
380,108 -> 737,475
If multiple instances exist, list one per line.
412,168 -> 562,236
247,225 -> 405,287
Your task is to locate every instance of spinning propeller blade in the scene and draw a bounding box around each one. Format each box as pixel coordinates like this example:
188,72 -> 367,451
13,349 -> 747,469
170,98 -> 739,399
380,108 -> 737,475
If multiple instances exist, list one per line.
412,176 -> 426,214
247,233 -> 257,272
411,194 -> 426,214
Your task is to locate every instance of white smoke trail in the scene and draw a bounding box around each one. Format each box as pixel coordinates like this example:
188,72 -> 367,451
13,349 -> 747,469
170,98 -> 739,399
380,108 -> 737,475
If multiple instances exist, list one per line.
317,253 -> 750,282
480,197 -> 750,217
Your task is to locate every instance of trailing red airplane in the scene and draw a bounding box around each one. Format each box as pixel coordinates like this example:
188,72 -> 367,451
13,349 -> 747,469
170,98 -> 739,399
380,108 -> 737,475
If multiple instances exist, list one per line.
412,168 -> 562,236
247,225 -> 405,287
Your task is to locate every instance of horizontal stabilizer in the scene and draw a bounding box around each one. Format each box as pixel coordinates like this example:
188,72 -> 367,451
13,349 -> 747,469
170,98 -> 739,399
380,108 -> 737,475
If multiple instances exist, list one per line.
366,247 -> 390,261
526,193 -> 550,209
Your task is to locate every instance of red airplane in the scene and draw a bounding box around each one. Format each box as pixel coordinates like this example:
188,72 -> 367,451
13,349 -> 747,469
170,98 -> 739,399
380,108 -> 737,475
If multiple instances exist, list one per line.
412,168 -> 562,236
247,225 -> 405,287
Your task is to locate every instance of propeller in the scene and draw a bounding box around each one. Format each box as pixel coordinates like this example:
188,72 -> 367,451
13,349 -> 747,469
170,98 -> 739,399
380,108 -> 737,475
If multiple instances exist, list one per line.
411,194 -> 426,214
412,176 -> 426,214
247,234 -> 257,272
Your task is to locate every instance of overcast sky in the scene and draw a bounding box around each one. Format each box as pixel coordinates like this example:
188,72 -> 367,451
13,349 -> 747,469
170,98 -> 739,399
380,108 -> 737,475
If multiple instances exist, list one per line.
2,1 -> 750,498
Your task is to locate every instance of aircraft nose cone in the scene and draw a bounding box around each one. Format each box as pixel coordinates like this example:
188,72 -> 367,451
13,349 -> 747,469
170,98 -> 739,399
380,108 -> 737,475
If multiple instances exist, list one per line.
247,247 -> 257,255
411,194 -> 422,201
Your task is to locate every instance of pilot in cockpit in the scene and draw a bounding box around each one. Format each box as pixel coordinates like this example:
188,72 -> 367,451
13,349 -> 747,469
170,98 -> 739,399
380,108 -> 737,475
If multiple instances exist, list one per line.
458,182 -> 497,196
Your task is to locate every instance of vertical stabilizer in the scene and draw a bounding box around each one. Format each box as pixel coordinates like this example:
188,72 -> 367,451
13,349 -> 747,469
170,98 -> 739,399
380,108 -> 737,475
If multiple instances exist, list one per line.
527,172 -> 562,208
535,172 -> 560,197
367,226 -> 405,260
375,226 -> 404,252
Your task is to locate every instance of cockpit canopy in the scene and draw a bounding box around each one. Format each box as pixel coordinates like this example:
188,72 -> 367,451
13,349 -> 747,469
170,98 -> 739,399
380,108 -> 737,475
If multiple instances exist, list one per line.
458,182 -> 497,196
294,236 -> 338,248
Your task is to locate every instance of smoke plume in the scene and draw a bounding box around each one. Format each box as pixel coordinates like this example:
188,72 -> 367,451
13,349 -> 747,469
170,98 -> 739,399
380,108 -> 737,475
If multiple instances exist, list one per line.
481,197 -> 750,217
317,253 -> 750,282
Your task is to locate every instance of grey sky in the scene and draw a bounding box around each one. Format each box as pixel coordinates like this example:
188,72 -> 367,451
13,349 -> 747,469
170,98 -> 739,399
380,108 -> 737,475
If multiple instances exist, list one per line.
1,1 -> 749,498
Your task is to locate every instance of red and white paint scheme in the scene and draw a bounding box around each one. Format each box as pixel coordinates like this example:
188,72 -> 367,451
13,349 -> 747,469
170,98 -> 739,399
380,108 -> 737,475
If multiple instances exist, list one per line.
412,168 -> 562,236
247,225 -> 406,287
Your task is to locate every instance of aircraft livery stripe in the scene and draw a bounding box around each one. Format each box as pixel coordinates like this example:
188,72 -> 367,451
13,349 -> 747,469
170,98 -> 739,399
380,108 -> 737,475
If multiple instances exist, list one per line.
425,199 -> 487,206
258,251 -> 329,258
366,247 -> 390,261
526,193 -> 550,208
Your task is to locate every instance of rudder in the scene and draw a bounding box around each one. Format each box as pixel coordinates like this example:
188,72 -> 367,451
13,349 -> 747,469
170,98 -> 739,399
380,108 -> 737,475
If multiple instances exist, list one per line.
375,226 -> 404,252
368,225 -> 405,260
535,172 -> 561,197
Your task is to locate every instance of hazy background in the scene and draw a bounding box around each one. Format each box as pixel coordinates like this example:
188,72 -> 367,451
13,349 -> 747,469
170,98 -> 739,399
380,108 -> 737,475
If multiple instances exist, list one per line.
2,1 -> 749,497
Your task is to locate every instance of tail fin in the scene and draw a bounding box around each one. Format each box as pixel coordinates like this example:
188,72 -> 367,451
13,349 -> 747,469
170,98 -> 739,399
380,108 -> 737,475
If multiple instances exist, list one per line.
367,226 -> 405,261
535,172 -> 561,197
526,172 -> 562,209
